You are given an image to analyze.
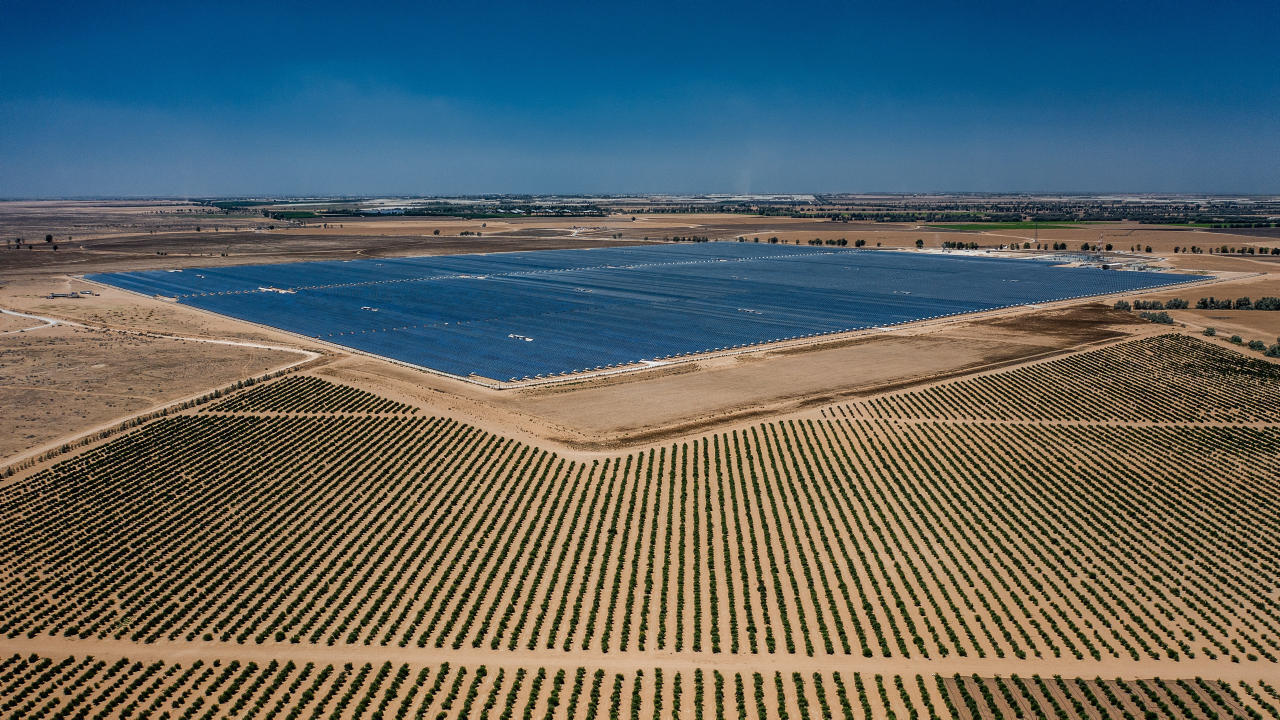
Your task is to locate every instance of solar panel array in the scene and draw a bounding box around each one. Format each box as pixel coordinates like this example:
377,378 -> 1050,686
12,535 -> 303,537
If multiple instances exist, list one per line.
88,243 -> 1202,383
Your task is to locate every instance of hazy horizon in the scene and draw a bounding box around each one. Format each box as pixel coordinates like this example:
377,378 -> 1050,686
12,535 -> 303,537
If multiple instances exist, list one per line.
6,192 -> 1280,202
3,1 -> 1278,197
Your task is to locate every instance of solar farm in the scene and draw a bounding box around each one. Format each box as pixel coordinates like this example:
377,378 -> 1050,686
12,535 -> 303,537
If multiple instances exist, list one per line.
87,243 -> 1202,384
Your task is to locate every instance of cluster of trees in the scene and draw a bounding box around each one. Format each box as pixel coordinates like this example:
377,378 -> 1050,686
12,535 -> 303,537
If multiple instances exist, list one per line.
1198,245 -> 1280,255
1225,333 -> 1280,357
6,234 -> 61,250
1115,298 -> 1188,311
941,241 -> 981,250
1139,310 -> 1174,324
1196,296 -> 1280,310
667,236 -> 710,243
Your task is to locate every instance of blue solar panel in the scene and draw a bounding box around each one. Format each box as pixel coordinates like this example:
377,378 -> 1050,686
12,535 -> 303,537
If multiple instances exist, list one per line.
87,244 -> 1203,383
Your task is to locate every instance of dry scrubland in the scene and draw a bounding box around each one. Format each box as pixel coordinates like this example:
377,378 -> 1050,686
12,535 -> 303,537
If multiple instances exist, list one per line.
0,325 -> 290,460
2,334 -> 1280,718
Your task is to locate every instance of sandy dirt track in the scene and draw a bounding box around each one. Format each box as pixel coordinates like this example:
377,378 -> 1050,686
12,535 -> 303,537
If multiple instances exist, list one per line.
3,636 -> 1274,684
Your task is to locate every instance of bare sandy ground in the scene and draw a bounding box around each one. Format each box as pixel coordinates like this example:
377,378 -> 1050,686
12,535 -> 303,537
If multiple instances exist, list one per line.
0,230 -> 654,276
1,275 -> 312,342
13,209 -> 1276,277
0,312 -> 39,333
3,635 -> 1272,684
0,324 -> 292,461
1175,309 -> 1280,339
0,199 -> 252,239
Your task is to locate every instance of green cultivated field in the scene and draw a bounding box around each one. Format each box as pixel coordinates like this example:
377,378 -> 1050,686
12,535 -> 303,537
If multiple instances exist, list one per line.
924,222 -> 1083,231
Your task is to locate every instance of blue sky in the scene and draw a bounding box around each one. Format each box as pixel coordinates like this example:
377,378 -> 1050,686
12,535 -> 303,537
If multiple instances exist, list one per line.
1,0 -> 1277,196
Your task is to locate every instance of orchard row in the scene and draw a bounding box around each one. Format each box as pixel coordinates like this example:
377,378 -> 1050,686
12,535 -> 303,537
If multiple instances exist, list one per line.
3,411 -> 1277,662
2,653 -> 1278,720
207,376 -> 417,414
846,334 -> 1280,423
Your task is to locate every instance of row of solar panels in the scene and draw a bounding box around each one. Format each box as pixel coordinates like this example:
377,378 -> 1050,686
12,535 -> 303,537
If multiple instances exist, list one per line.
90,243 -> 1202,382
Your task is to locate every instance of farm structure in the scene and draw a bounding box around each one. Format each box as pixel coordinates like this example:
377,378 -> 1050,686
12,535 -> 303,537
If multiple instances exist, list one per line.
1,333 -> 1279,718
86,243 -> 1203,383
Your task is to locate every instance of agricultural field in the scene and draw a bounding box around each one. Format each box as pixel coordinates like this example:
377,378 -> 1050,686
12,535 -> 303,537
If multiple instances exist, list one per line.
924,223 -> 1085,231
205,375 -> 418,414
846,333 -> 1280,422
2,330 -> 1279,718
3,653 -> 1279,720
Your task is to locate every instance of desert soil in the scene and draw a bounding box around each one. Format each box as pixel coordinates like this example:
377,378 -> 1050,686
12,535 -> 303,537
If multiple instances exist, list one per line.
0,323 -> 294,460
